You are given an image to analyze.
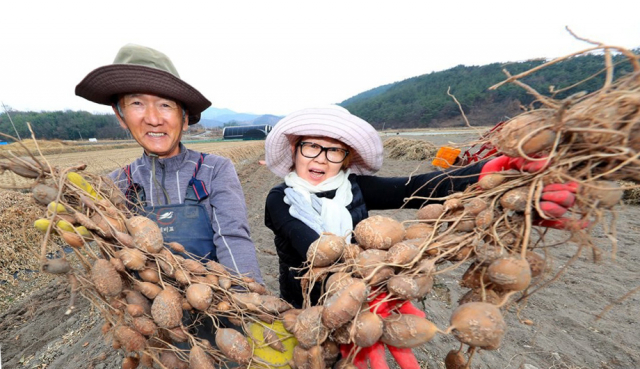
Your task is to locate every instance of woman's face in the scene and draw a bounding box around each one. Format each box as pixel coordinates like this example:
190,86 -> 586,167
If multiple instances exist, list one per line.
294,137 -> 349,186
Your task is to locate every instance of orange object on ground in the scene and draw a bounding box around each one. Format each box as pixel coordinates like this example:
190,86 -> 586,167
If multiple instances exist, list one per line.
432,146 -> 461,169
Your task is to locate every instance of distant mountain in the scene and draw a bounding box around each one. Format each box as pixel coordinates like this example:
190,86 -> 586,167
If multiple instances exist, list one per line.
198,106 -> 283,127
215,113 -> 261,124
198,118 -> 225,128
200,107 -> 237,120
198,110 -> 284,128
199,107 -> 265,127
253,114 -> 283,126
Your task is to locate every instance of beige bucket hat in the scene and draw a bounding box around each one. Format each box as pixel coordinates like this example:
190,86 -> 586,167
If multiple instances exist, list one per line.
265,105 -> 383,178
75,43 -> 211,124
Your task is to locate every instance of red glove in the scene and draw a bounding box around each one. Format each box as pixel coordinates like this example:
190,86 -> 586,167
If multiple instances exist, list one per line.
480,156 -> 586,230
533,181 -> 589,230
339,293 -> 425,369
479,155 -> 548,180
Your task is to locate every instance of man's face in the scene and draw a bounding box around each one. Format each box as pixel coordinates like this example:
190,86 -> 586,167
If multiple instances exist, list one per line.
113,94 -> 188,158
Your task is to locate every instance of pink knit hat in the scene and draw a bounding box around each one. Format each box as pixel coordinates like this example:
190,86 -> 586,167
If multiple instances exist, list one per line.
265,105 -> 383,178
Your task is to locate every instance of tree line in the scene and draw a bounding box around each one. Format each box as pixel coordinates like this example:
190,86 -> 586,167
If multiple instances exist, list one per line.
0,110 -> 128,142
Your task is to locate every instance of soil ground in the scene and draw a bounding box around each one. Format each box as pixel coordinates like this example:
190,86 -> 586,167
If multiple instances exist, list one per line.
1,132 -> 638,369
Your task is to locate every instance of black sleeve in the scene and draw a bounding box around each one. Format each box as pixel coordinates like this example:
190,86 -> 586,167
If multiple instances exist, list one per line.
357,161 -> 485,210
264,187 -> 321,260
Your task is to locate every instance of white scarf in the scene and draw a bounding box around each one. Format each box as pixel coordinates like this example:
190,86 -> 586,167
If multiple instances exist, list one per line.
284,170 -> 354,241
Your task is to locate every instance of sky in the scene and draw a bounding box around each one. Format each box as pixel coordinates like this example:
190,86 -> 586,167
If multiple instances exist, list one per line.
1,0 -> 639,117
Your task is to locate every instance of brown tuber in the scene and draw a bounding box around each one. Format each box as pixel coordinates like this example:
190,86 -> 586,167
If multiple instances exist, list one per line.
387,274 -> 433,300
121,356 -> 140,369
404,223 -> 435,240
282,309 -> 303,333
444,350 -> 467,369
354,249 -> 394,285
160,351 -> 188,369
91,259 -> 123,297
295,306 -> 329,349
117,248 -> 147,271
500,187 -> 529,212
580,180 -> 624,208
353,311 -> 383,347
42,258 -> 71,275
491,111 -> 556,158
126,216 -> 164,253
186,283 -> 214,311
113,325 -> 146,352
32,184 -> 59,205
134,281 -> 162,299
386,241 -> 420,265
322,280 -> 369,329
189,345 -> 215,369
381,314 -> 439,348
449,302 -> 506,349
354,215 -> 405,250
525,251 -> 546,278
215,328 -> 252,364
487,257 -> 532,291
307,232 -> 346,267
416,203 -> 445,220
151,286 -> 183,328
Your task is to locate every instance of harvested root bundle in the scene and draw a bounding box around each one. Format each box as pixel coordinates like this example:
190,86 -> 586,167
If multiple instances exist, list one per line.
287,44 -> 640,369
0,151 -> 292,369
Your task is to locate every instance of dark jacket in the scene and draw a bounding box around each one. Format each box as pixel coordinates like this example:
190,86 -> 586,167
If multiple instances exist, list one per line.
264,163 -> 484,307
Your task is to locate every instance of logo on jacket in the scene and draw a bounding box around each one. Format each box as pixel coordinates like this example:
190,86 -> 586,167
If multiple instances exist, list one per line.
156,210 -> 176,226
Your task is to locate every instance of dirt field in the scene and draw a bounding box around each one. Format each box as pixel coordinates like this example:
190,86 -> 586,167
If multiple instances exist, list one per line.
1,132 -> 638,369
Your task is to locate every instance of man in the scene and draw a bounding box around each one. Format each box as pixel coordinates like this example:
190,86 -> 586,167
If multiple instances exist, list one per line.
75,43 -> 263,284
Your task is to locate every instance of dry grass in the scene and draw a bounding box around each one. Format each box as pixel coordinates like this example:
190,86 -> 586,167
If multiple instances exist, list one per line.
0,190 -> 61,310
621,180 -> 640,205
383,137 -> 438,161
0,191 -> 48,279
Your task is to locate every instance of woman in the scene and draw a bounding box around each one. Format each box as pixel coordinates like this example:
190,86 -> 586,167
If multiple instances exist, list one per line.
264,105 -> 575,308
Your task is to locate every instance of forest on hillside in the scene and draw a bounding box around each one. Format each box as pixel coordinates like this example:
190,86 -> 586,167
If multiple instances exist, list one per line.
1,50 -> 637,141
341,51 -> 638,129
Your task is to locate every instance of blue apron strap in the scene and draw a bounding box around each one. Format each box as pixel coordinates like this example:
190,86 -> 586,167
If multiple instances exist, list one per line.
184,153 -> 209,204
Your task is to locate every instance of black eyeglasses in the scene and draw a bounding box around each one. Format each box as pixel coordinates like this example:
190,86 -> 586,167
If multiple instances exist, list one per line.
298,141 -> 350,163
